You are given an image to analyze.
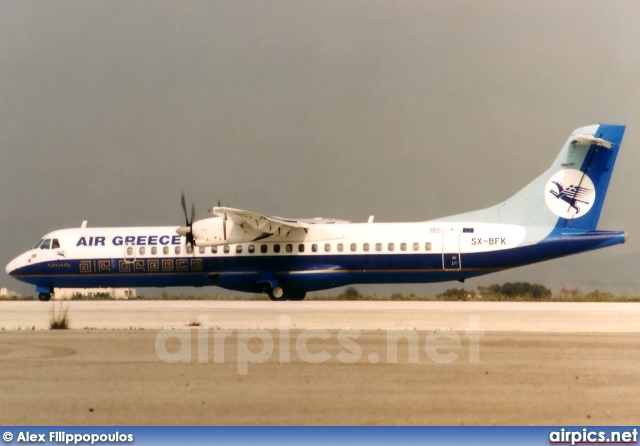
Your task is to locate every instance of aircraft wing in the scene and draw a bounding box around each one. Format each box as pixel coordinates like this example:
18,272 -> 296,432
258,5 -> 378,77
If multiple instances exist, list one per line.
208,206 -> 349,237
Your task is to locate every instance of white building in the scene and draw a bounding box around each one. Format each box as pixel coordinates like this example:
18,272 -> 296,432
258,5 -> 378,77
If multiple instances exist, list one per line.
54,288 -> 137,300
0,288 -> 19,298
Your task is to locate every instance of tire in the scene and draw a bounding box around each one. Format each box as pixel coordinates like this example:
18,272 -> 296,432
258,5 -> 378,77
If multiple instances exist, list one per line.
286,291 -> 306,301
266,287 -> 306,301
267,287 -> 286,301
38,293 -> 51,302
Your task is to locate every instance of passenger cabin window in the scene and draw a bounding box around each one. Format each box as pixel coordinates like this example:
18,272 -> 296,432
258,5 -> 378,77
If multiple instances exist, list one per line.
186,246 -> 193,254
127,247 -> 133,256
151,247 -> 158,255
248,245 -> 255,254
400,243 -> 407,251
236,245 -> 242,254
224,246 -> 230,254
274,244 -> 280,253
211,246 -> 218,254
312,244 -> 318,252
298,244 -> 305,253
175,246 -> 181,255
139,247 -> 146,255
337,243 -> 344,252
388,243 -> 394,251
163,246 -> 169,255
324,243 -> 331,252
425,242 -> 432,251
363,243 -> 370,252
375,243 -> 382,252
199,247 -> 205,254
286,244 -> 293,253
412,242 -> 419,251
261,245 -> 268,253
350,243 -> 357,252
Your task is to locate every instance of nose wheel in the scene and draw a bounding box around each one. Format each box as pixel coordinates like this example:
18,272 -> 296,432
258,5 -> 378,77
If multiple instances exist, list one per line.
38,293 -> 52,302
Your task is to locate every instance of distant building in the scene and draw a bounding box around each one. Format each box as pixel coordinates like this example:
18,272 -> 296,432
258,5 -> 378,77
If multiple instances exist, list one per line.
0,288 -> 19,298
53,288 -> 137,300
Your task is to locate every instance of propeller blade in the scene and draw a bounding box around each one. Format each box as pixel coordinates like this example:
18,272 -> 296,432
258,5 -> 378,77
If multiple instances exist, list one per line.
187,203 -> 196,249
181,193 -> 189,225
179,193 -> 196,250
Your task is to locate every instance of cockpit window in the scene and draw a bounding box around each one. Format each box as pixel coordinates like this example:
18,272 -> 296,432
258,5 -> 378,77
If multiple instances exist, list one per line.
32,238 -> 60,249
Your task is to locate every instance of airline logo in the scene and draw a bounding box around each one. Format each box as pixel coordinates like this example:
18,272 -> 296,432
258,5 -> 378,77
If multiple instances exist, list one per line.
545,169 -> 595,218
76,235 -> 182,247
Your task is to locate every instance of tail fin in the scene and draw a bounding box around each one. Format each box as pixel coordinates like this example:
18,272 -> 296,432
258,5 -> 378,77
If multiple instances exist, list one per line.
436,124 -> 625,230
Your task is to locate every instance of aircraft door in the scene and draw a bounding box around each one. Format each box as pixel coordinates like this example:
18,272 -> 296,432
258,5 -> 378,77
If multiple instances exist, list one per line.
442,228 -> 461,271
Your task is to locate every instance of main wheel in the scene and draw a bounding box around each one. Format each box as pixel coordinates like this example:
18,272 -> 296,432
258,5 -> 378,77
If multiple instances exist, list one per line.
38,293 -> 51,302
266,287 -> 286,301
286,291 -> 306,301
265,287 -> 306,301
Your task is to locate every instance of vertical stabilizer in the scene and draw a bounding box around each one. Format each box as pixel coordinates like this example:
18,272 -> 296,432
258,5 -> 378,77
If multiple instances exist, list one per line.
435,124 -> 625,230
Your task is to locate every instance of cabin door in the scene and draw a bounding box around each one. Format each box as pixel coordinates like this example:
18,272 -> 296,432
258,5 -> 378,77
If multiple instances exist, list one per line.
442,228 -> 461,271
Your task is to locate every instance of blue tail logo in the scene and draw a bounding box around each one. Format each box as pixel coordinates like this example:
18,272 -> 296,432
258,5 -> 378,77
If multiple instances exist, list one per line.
545,169 -> 596,219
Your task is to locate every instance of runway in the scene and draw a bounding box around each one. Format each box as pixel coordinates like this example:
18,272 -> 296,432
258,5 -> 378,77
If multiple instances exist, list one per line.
0,301 -> 639,425
1,300 -> 640,331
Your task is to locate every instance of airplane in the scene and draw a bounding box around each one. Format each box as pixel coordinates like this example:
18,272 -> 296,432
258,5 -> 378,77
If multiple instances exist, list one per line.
6,124 -> 627,302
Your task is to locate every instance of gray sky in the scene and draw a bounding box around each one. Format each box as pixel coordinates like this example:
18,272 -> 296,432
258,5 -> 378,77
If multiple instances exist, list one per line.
2,0 -> 639,296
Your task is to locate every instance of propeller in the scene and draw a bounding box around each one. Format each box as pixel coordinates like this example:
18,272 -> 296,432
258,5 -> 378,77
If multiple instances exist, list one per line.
177,193 -> 196,248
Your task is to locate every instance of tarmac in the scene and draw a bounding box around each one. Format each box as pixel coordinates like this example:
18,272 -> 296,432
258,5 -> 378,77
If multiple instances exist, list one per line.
2,300 -> 640,331
0,301 -> 638,425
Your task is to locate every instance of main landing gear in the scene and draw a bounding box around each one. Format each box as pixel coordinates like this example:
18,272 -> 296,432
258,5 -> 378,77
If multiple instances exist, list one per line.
38,293 -> 52,302
266,287 -> 306,301
258,272 -> 306,301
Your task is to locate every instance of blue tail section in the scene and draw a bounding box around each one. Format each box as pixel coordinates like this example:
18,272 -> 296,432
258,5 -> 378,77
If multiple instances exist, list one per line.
435,124 -> 626,231
557,124 -> 625,230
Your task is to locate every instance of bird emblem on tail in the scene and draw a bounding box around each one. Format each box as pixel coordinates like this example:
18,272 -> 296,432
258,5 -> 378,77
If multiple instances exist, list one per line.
549,181 -> 592,215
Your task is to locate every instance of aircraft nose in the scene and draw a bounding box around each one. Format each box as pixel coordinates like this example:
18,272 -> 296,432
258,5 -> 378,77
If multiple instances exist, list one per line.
6,259 -> 16,275
5,254 -> 23,276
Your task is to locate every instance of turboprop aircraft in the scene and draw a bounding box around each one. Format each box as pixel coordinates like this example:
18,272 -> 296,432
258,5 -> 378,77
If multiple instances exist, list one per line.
6,124 -> 627,301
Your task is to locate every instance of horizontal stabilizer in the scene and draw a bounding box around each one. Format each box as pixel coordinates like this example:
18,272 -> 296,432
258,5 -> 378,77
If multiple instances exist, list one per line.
571,134 -> 614,149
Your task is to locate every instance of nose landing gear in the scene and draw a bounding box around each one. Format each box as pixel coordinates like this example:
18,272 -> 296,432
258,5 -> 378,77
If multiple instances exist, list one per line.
36,286 -> 53,302
38,293 -> 52,302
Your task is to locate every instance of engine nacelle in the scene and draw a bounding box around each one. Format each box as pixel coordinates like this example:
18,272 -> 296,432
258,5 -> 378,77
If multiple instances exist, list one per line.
190,217 -> 262,247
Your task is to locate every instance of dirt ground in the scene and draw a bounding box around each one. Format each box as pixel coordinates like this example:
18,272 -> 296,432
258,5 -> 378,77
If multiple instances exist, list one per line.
1,330 -> 638,425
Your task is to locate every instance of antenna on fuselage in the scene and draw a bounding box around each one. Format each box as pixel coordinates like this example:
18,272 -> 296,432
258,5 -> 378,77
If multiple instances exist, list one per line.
81,220 -> 88,228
